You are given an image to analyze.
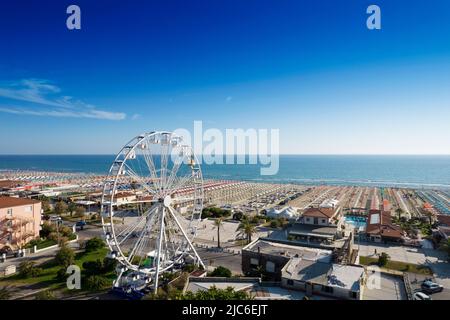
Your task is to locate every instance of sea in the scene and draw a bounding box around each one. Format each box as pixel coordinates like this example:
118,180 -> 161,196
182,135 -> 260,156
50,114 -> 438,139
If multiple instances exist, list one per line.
0,155 -> 449,189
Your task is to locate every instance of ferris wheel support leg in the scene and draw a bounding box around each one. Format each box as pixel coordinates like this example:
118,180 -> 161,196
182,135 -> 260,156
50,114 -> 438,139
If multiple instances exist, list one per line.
167,206 -> 205,270
153,206 -> 165,294
113,269 -> 124,288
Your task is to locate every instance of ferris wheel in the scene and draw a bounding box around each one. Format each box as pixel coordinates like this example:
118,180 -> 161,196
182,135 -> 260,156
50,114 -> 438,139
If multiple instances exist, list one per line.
100,131 -> 205,293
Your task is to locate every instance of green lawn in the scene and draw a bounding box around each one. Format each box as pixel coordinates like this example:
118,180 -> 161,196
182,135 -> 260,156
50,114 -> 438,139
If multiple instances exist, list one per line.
359,256 -> 433,275
0,248 -> 110,291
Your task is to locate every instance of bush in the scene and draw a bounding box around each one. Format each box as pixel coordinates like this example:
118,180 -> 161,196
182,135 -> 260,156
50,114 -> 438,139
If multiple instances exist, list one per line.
202,207 -> 231,219
40,222 -> 55,238
18,261 -> 42,278
83,257 -> 117,276
35,290 -> 56,300
102,257 -> 117,273
75,206 -> 86,218
209,266 -> 232,278
232,211 -> 244,221
84,275 -> 110,291
378,252 -> 390,267
56,267 -> 69,281
181,286 -> 250,300
55,245 -> 75,267
82,259 -> 104,276
85,237 -> 105,252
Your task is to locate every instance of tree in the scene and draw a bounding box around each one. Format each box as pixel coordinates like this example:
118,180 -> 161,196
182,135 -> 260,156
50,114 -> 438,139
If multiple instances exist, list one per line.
41,199 -> 51,213
209,266 -> 231,277
74,206 -> 86,218
55,245 -> 75,267
54,201 -> 68,216
180,286 -> 251,300
238,220 -> 257,244
84,275 -> 110,291
423,210 -> 434,226
40,222 -> 55,238
68,202 -> 77,217
378,252 -> 390,267
213,218 -> 224,248
395,208 -> 403,220
82,259 -> 104,276
85,237 -> 105,252
18,261 -> 42,278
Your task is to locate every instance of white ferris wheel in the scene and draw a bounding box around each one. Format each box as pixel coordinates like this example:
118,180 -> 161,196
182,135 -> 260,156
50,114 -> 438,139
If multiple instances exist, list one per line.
101,131 -> 205,293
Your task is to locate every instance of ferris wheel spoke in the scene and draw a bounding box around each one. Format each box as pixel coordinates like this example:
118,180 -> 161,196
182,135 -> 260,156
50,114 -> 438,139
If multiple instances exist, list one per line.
167,172 -> 195,195
116,205 -> 158,245
126,213 -> 155,265
160,141 -> 170,191
123,163 -> 157,195
164,149 -> 186,196
141,138 -> 161,192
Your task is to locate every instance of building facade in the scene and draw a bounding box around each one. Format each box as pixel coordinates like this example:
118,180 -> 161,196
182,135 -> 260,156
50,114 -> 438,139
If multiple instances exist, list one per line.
0,196 -> 42,251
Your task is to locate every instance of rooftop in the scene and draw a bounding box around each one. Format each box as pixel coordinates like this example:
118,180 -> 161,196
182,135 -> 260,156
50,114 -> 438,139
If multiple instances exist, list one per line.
243,239 -> 332,262
302,207 -> 337,219
282,258 -> 364,291
289,223 -> 337,238
0,196 -> 41,209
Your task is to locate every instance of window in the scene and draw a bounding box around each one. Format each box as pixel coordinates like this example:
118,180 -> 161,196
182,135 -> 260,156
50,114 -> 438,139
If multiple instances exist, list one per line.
287,279 -> 294,286
321,219 -> 326,224
250,258 -> 259,269
7,208 -> 12,215
266,261 -> 275,273
24,205 -> 32,212
313,217 -> 318,225
321,286 -> 334,293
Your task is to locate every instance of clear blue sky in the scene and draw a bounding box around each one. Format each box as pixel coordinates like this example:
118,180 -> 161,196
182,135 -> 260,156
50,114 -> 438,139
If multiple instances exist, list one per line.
0,0 -> 449,154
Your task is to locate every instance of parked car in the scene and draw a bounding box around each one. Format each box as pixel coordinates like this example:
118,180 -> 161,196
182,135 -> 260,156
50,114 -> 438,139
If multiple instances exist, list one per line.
421,281 -> 444,294
75,220 -> 86,230
413,292 -> 432,300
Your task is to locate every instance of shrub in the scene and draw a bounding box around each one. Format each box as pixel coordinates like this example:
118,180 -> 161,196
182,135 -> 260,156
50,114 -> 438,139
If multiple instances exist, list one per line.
82,259 -> 104,276
40,222 -> 55,238
56,267 -> 69,281
378,252 -> 390,267
18,261 -> 42,278
85,237 -> 105,252
84,275 -> 110,291
35,290 -> 56,300
55,245 -> 75,267
209,266 -> 232,278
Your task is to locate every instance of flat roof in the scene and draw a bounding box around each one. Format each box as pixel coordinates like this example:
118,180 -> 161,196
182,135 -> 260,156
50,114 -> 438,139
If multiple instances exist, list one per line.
244,239 -> 332,262
289,223 -> 337,238
282,258 -> 364,291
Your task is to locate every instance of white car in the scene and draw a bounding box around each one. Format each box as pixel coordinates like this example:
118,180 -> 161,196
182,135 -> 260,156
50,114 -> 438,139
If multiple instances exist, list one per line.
413,292 -> 432,300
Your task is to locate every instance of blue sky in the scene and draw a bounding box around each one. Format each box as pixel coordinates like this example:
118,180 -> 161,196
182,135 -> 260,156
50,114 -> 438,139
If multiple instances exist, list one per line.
0,0 -> 449,154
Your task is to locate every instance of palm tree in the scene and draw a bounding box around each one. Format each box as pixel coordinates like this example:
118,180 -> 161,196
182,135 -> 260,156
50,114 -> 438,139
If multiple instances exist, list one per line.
395,208 -> 403,220
238,220 -> 257,244
423,210 -> 434,226
213,218 -> 224,248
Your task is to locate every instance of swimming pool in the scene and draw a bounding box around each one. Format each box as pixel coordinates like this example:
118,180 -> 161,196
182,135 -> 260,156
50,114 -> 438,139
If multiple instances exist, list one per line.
344,215 -> 367,231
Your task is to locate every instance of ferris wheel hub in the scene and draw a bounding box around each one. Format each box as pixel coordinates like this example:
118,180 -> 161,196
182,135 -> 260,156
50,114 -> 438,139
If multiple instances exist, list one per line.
163,195 -> 173,207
